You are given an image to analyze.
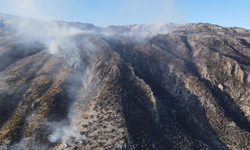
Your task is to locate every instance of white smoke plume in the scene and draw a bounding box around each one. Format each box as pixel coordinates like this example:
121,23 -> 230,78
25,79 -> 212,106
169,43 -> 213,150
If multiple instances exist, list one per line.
44,119 -> 86,146
8,16 -> 101,71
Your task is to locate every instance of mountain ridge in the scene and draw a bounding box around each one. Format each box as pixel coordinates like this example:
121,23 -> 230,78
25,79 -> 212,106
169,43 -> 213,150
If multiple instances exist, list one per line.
0,13 -> 250,149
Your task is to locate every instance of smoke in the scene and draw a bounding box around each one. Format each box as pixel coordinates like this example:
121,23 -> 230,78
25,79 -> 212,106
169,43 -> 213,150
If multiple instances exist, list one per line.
13,17 -> 100,70
18,20 -> 100,147
36,25 -> 98,147
44,119 -> 86,146
100,23 -> 179,44
0,0 -> 90,69
43,52 -> 96,147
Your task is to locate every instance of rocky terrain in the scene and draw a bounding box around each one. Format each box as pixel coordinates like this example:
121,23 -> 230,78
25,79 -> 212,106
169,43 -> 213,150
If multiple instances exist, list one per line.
1,13 -> 250,149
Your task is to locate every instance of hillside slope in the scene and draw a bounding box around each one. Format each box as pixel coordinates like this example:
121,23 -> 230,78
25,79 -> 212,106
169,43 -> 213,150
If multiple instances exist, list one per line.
1,13 -> 250,149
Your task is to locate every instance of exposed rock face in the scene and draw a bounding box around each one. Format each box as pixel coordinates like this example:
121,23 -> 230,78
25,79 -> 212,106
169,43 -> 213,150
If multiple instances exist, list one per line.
1,13 -> 250,149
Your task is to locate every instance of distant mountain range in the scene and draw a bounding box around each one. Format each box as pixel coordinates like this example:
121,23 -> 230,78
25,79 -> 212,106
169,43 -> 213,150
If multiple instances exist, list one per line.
1,12 -> 250,149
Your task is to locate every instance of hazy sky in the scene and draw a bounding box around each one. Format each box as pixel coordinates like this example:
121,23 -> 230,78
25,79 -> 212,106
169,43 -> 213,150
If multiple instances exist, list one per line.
0,0 -> 249,29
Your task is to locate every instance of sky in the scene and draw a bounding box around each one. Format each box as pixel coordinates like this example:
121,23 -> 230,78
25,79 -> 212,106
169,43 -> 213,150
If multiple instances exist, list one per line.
0,0 -> 249,29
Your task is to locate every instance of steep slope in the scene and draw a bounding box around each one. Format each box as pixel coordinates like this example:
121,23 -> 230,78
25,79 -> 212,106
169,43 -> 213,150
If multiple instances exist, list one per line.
124,26 -> 250,149
1,13 -> 250,149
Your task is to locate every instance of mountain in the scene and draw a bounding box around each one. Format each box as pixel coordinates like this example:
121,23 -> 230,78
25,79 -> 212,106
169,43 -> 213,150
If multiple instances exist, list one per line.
1,13 -> 250,149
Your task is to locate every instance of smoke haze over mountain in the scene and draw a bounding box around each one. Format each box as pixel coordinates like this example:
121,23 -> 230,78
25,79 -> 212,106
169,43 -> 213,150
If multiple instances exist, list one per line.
1,7 -> 250,149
